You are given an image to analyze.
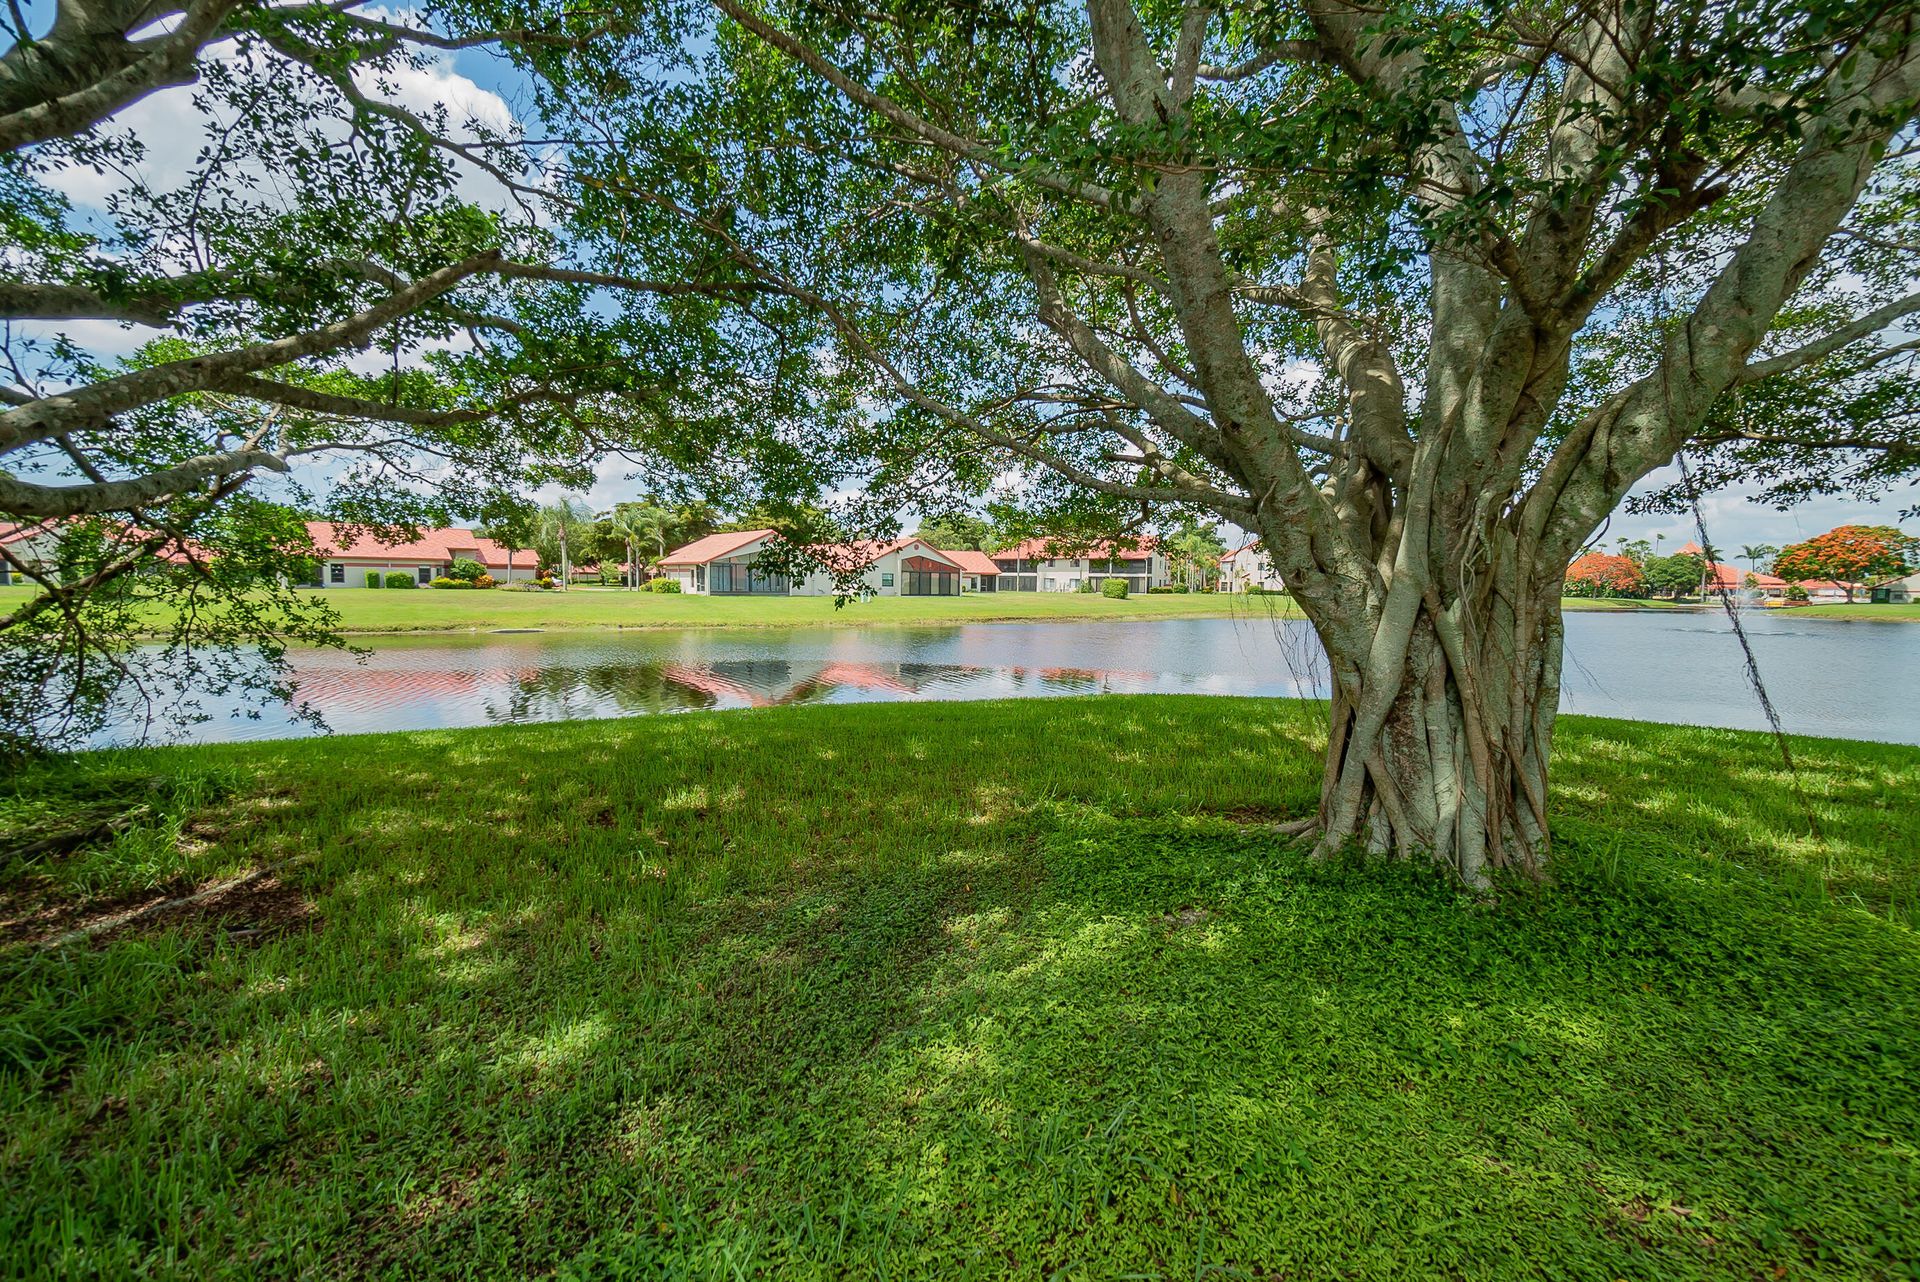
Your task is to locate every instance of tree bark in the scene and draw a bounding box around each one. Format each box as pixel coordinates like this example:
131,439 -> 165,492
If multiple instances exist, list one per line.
1308,558 -> 1563,886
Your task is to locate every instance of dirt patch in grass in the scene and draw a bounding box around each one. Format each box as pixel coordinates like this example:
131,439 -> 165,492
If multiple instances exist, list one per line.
2,867 -> 316,949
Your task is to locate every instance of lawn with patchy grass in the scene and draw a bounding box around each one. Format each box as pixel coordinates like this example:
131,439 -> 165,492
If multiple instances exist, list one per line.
4,697 -> 1917,1278
0,584 -> 1688,636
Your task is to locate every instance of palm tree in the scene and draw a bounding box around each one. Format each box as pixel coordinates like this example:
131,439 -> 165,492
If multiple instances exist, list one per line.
537,497 -> 595,590
604,502 -> 676,588
1740,543 -> 1778,574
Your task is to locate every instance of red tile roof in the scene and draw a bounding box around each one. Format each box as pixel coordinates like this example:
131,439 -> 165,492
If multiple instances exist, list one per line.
994,537 -> 1158,562
305,521 -> 519,568
657,528 -> 775,566
1703,562 -> 1785,590
944,549 -> 1000,575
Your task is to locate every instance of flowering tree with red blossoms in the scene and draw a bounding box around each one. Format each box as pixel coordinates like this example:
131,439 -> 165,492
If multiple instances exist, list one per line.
1772,526 -> 1919,601
1564,554 -> 1647,600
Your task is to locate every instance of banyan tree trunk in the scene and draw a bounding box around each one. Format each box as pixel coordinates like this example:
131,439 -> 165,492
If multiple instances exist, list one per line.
1312,579 -> 1564,886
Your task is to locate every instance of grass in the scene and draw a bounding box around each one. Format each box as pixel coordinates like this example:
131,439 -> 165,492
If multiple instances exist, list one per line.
3,697 -> 1919,1279
1791,602 -> 1920,621
0,584 -> 1693,636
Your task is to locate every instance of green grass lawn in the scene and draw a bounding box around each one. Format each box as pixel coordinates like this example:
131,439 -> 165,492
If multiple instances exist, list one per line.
4,698 -> 1919,1279
0,583 -> 1693,636
1791,602 -> 1920,621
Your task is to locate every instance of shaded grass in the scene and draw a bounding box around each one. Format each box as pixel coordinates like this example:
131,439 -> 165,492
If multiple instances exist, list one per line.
2,697 -> 1918,1279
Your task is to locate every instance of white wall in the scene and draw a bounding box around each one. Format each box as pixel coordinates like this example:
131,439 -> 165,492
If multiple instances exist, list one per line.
319,559 -> 444,587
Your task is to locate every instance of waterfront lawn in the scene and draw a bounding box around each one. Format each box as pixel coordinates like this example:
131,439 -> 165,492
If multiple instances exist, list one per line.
1791,602 -> 1920,621
4,697 -> 1919,1279
0,584 -> 1685,635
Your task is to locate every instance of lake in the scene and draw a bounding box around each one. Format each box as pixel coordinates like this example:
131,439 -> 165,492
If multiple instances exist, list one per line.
117,608 -> 1920,746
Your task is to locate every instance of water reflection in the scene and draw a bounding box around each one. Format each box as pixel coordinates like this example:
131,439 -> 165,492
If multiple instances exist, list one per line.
99,611 -> 1919,746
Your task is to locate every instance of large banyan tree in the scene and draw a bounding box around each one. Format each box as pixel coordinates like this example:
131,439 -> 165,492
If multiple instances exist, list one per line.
550,0 -> 1920,879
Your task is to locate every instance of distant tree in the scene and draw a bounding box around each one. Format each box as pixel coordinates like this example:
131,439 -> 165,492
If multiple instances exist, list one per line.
914,513 -> 994,551
1739,543 -> 1780,573
1565,553 -> 1647,599
1165,523 -> 1229,590
476,508 -> 539,586
599,501 -> 691,588
721,501 -> 840,545
535,498 -> 596,590
1644,554 -> 1707,598
1615,538 -> 1653,567
1772,526 -> 1918,601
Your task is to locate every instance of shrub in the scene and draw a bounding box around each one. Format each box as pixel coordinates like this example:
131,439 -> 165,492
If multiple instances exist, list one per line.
472,574 -> 496,589
647,577 -> 682,593
1784,583 -> 1810,603
448,557 -> 485,583
1076,578 -> 1098,593
1173,583 -> 1190,593
429,576 -> 474,589
1244,583 -> 1266,594
1147,584 -> 1176,593
1101,577 -> 1129,599
365,570 -> 382,589
536,576 -> 556,590
384,571 -> 415,589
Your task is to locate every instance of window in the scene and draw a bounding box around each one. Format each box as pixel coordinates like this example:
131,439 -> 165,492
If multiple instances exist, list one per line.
900,570 -> 957,596
419,566 -> 434,584
881,572 -> 894,587
329,563 -> 344,584
710,561 -> 789,594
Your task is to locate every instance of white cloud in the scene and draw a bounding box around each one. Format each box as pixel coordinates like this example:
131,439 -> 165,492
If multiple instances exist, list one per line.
43,44 -> 527,218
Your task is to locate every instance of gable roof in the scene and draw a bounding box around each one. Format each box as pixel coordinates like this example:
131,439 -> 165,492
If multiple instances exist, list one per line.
994,536 -> 1158,562
658,528 -> 775,566
944,549 -> 999,575
305,521 -> 518,568
1702,562 -> 1786,590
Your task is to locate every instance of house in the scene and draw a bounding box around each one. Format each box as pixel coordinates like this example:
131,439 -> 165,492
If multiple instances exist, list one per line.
990,538 -> 1168,593
656,529 -> 974,596
1672,542 -> 1860,602
1870,571 -> 1920,604
1701,560 -> 1788,599
0,521 -> 59,585
1217,540 -> 1284,593
1794,579 -> 1859,603
944,549 -> 1001,593
303,522 -> 539,587
0,519 -> 197,585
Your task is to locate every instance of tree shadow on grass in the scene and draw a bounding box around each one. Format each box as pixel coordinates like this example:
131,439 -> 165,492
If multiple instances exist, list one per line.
4,697 -> 1916,1279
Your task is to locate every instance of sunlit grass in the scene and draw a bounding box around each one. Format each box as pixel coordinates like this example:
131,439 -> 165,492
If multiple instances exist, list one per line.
3,697 -> 1917,1278
1789,602 -> 1920,621
0,584 -> 1715,636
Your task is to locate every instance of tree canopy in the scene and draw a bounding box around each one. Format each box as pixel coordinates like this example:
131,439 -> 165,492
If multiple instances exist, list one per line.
543,0 -> 1920,876
6,0 -> 1918,876
1772,524 -> 1919,597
